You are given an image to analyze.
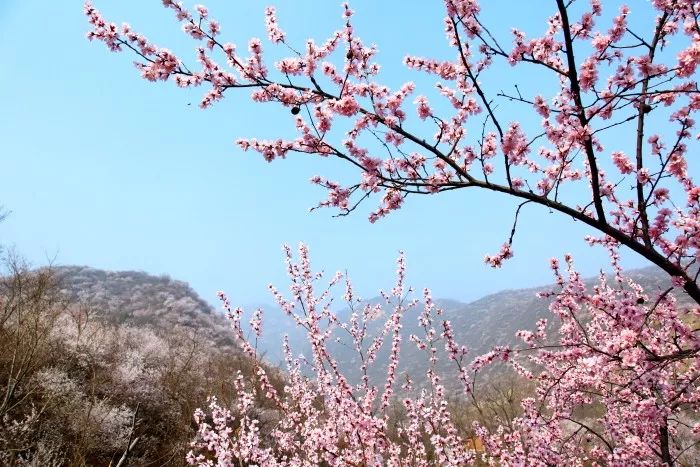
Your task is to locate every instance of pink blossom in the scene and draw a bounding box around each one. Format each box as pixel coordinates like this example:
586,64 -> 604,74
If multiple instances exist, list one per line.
502,122 -> 530,165
331,95 -> 360,116
264,7 -> 285,43
194,4 -> 208,18
484,243 -> 513,268
413,95 -> 432,120
611,151 -> 634,174
579,57 -> 598,90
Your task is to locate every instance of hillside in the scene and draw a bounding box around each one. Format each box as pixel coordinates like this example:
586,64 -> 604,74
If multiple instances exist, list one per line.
56,265 -> 234,346
1,264 -> 282,466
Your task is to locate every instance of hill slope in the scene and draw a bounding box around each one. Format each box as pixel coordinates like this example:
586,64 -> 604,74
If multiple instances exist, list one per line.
56,265 -> 233,345
1,264 -> 284,466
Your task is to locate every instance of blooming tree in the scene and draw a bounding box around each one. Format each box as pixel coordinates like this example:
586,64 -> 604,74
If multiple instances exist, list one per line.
187,246 -> 478,466
85,0 -> 700,300
182,244 -> 700,465
84,0 -> 700,465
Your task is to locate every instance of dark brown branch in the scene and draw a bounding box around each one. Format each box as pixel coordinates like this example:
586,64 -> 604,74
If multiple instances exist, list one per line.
635,12 -> 669,249
555,0 -> 606,224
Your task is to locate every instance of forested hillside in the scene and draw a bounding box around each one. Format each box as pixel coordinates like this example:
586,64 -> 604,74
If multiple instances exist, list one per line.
0,260 -> 281,466
56,266 -> 232,344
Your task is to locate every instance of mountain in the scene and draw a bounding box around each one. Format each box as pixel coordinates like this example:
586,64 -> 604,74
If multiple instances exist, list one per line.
250,265 -> 696,391
55,265 -> 234,345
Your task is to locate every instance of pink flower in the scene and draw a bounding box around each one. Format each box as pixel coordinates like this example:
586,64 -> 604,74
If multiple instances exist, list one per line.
413,95 -> 432,120
331,95 -> 360,116
688,187 -> 700,206
484,243 -> 513,268
611,151 -> 633,174
502,122 -> 530,165
677,41 -> 700,77
579,57 -> 598,91
194,4 -> 208,18
264,7 -> 285,43
637,168 -> 651,184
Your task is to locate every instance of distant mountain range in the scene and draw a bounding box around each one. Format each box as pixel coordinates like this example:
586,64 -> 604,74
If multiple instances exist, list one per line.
250,265 -> 695,391
54,264 -> 694,392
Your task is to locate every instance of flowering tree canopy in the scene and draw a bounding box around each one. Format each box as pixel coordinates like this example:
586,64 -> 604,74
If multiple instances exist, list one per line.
86,0 -> 700,301
85,0 -> 700,465
183,244 -> 700,465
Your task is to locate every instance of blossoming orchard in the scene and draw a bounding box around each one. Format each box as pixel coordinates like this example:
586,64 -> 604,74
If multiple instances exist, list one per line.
86,0 -> 700,465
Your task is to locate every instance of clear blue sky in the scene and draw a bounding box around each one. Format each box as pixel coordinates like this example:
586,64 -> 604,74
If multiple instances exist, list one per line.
0,1 -> 687,307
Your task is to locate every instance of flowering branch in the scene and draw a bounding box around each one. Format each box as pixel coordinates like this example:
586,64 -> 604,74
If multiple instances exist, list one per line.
85,0 -> 700,302
184,246 -> 700,465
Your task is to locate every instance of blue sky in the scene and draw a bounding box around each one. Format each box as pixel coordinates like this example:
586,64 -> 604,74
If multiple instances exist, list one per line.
0,0 -> 688,307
